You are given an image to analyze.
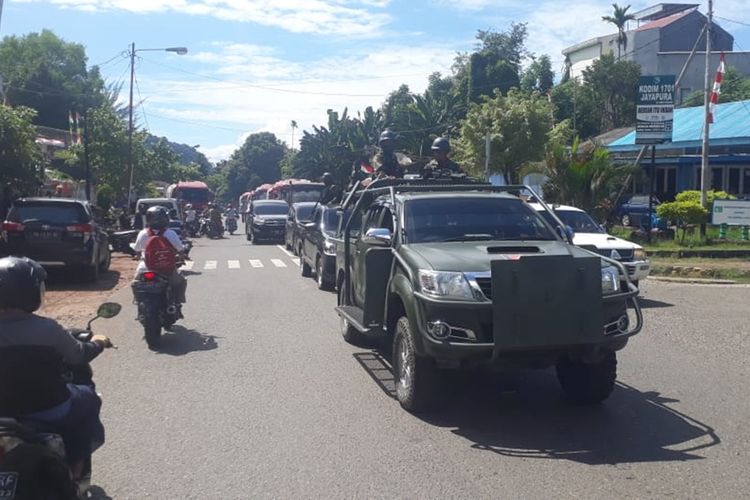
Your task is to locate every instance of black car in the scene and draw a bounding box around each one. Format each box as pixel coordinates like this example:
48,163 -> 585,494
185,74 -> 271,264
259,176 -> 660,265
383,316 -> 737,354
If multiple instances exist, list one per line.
286,202 -> 317,255
1,198 -> 111,281
300,204 -> 341,290
245,200 -> 289,244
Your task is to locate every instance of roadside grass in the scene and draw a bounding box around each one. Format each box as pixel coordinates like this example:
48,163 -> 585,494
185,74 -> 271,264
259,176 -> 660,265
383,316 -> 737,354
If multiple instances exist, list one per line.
608,225 -> 750,251
650,256 -> 750,284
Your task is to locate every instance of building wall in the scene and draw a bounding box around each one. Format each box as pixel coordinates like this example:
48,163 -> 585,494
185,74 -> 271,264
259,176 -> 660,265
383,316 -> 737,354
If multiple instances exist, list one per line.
629,29 -> 661,74
568,43 -> 602,80
660,12 -> 733,53
657,52 -> 750,104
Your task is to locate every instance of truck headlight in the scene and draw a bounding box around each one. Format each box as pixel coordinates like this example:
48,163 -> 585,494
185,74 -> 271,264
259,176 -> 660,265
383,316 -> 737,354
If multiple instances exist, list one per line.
633,248 -> 647,261
601,265 -> 620,295
324,241 -> 336,255
419,270 -> 474,300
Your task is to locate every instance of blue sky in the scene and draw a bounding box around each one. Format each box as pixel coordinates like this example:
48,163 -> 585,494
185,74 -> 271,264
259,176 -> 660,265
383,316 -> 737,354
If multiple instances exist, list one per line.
4,0 -> 749,162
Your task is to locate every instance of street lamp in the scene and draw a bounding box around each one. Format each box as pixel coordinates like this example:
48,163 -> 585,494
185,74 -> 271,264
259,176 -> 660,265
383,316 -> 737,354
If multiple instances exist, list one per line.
126,43 -> 188,211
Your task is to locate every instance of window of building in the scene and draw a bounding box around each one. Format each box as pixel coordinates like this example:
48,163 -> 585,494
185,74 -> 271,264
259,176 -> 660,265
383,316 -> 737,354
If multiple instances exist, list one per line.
728,168 -> 741,195
711,168 -> 724,191
743,168 -> 750,197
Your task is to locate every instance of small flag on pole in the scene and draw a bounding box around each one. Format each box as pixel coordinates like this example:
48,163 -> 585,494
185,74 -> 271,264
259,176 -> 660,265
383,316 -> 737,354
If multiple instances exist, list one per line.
708,52 -> 726,124
75,112 -> 82,145
68,111 -> 75,143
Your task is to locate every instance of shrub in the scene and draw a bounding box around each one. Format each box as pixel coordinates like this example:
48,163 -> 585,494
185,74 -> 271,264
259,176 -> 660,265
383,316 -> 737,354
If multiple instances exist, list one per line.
657,201 -> 709,243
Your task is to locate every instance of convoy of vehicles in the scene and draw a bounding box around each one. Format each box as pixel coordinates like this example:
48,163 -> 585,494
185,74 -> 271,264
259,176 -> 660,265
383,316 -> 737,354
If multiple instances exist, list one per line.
532,203 -> 651,285
267,179 -> 325,205
1,198 -> 111,281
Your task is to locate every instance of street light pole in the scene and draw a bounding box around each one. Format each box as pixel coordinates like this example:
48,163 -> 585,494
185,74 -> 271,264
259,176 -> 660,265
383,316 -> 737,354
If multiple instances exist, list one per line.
125,43 -> 187,212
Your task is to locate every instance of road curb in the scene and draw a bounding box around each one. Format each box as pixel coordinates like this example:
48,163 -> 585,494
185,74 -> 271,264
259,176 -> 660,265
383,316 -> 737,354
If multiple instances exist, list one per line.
648,276 -> 738,285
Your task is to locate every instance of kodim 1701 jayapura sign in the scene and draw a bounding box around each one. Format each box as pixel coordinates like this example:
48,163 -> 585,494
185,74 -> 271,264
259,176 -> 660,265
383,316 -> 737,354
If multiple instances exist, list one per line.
636,75 -> 675,145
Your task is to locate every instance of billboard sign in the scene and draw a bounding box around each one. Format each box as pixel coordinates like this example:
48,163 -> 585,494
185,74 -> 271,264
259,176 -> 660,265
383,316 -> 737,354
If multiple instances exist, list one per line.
712,199 -> 750,226
636,75 -> 675,145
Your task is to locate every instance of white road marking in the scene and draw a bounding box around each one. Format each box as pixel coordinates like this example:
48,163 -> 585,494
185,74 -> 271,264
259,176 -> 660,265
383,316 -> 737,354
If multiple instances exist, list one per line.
271,259 -> 287,268
204,260 -> 217,270
292,258 -> 300,267
277,245 -> 295,258
228,260 -> 240,269
180,261 -> 194,271
249,259 -> 263,268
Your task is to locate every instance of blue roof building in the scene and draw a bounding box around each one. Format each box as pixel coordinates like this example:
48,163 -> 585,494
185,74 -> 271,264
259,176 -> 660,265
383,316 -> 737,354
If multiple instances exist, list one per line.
604,99 -> 750,200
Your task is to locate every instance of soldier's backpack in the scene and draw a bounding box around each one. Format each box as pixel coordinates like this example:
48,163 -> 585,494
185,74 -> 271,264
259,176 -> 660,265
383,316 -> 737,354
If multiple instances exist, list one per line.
143,229 -> 176,274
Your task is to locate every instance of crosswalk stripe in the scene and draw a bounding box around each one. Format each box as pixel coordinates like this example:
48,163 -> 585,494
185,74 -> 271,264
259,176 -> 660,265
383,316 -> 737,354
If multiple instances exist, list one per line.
204,260 -> 217,270
292,258 -> 300,267
277,245 -> 296,258
228,260 -> 240,269
271,259 -> 287,268
180,261 -> 194,271
249,259 -> 263,268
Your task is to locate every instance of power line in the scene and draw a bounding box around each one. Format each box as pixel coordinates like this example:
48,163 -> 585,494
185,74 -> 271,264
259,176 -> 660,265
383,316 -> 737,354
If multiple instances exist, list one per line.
715,15 -> 750,28
133,72 -> 150,131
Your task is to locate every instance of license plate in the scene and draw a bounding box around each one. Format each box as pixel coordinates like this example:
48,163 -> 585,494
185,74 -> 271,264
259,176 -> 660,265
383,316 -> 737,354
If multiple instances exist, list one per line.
0,472 -> 18,499
29,231 -> 59,241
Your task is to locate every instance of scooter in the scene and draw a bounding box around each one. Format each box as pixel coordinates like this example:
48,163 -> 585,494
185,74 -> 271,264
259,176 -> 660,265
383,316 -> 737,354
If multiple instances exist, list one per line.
225,216 -> 238,235
108,229 -> 139,256
0,303 -> 120,499
207,220 -> 223,239
131,260 -> 187,348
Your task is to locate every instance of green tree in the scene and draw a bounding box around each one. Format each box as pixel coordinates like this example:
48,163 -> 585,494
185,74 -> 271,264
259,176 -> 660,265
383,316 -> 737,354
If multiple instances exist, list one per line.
456,88 -> 554,183
550,79 -> 601,139
682,66 -> 750,107
0,105 -> 42,194
223,132 -> 286,202
521,55 -> 555,94
0,30 -> 106,130
602,3 -> 636,59
581,53 -> 640,132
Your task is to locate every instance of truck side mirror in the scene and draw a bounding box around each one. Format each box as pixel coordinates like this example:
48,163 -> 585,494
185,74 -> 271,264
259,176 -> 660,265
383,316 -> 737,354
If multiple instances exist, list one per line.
363,228 -> 392,246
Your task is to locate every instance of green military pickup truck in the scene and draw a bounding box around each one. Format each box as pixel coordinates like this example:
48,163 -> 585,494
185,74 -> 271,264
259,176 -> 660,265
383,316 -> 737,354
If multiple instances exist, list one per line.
334,179 -> 642,413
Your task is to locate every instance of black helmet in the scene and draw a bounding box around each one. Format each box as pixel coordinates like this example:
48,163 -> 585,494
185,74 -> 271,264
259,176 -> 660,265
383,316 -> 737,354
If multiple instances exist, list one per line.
0,256 -> 47,313
146,206 -> 169,230
431,137 -> 451,153
378,129 -> 397,146
321,172 -> 334,185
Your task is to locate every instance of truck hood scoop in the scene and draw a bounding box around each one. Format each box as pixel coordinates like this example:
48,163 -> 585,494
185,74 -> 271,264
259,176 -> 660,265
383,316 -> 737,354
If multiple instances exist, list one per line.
486,246 -> 541,254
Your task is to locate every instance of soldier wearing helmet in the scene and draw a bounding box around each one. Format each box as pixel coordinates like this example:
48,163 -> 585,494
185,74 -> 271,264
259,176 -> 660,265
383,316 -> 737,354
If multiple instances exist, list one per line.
374,129 -> 404,179
319,172 -> 343,205
424,137 -> 464,178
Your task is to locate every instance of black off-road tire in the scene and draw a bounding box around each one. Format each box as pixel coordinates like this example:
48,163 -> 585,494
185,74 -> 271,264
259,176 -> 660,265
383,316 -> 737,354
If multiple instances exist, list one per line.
556,352 -> 617,404
301,258 -> 312,277
316,256 -> 332,291
393,316 -> 439,413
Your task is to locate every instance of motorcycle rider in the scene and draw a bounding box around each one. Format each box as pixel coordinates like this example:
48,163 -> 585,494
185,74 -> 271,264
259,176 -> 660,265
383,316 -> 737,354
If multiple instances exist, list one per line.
184,203 -> 198,235
132,203 -> 148,230
225,204 -> 239,219
133,207 -> 187,314
319,172 -> 343,205
423,137 -> 465,178
204,203 -> 223,235
374,129 -> 404,179
0,256 -> 112,479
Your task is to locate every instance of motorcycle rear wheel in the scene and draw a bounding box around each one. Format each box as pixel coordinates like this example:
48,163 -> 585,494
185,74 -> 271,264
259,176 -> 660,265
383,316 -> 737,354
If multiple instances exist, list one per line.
144,318 -> 161,348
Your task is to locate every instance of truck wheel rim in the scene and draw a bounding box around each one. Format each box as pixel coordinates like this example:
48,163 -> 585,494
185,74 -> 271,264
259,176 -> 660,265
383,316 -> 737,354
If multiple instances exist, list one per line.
397,335 -> 412,393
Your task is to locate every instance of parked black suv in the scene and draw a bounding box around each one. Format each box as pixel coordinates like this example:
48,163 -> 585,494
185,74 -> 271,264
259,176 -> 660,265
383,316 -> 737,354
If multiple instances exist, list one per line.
286,202 -> 317,254
245,200 -> 289,244
1,198 -> 111,281
299,204 -> 341,290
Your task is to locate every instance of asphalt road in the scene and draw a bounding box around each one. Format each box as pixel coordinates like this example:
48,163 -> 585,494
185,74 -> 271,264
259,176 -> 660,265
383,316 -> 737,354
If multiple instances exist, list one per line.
87,234 -> 750,499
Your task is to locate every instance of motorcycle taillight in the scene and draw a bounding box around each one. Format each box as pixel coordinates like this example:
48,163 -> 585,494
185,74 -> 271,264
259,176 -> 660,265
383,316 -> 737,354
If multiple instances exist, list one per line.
143,271 -> 157,281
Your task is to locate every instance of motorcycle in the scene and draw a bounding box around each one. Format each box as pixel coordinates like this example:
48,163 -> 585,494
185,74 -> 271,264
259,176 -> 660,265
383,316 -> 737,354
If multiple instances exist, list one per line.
0,302 -> 120,499
108,229 -> 139,256
198,217 -> 211,238
225,216 -> 238,235
207,219 -> 223,239
185,219 -> 199,238
131,260 -> 187,348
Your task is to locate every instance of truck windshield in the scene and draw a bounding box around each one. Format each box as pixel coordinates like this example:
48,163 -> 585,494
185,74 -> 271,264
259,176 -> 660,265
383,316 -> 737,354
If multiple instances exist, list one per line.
404,197 -> 557,243
291,188 -> 325,203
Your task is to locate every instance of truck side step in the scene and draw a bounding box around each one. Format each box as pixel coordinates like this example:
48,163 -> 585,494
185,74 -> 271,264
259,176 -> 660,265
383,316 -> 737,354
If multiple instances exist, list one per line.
336,306 -> 370,334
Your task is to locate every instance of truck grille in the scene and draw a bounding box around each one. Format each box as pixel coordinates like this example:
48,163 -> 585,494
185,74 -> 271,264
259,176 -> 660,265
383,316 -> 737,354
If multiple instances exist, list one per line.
475,277 -> 492,300
594,248 -> 634,262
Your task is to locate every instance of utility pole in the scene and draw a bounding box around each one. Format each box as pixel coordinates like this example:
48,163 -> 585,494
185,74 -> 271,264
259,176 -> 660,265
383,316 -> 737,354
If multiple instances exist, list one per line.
126,42 -> 136,212
484,132 -> 491,182
700,0 -> 713,207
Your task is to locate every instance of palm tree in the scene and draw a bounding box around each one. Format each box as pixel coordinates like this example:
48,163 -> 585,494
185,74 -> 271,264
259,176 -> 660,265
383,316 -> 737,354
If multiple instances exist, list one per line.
602,3 -> 636,59
290,120 -> 298,150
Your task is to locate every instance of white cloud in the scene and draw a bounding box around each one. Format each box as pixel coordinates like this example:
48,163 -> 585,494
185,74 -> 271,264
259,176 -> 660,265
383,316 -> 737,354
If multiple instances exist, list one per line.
19,0 -> 392,36
135,42 -> 459,160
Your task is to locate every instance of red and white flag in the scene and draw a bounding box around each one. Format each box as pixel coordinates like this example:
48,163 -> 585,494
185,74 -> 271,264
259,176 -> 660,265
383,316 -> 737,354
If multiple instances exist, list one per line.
708,53 -> 726,124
